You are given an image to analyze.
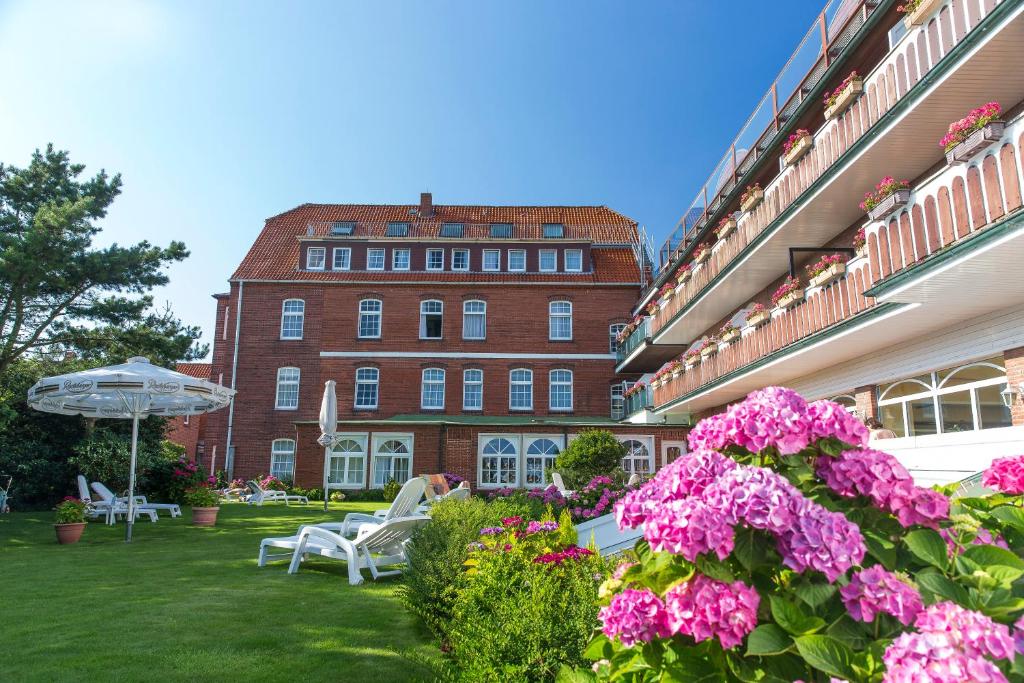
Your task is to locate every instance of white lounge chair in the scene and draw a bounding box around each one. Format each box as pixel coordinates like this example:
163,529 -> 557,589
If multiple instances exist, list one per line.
339,477 -> 425,533
91,482 -> 182,518
77,475 -> 157,525
245,480 -> 309,506
551,472 -> 575,497
416,481 -> 470,513
258,515 -> 430,585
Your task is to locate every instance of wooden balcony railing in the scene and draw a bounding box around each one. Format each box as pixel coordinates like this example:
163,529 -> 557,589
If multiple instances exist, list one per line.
652,0 -> 1006,338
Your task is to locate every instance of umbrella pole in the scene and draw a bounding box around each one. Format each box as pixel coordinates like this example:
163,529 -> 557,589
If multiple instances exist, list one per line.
323,444 -> 330,512
125,414 -> 139,543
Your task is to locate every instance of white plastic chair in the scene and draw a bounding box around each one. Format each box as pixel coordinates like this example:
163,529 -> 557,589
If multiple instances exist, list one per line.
91,481 -> 182,518
78,475 -> 157,525
551,472 -> 575,497
258,515 -> 430,585
245,480 -> 309,506
341,477 -> 425,533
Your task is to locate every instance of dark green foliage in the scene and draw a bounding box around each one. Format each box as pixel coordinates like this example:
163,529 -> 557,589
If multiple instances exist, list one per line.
553,430 -> 627,488
343,488 -> 387,502
382,478 -> 401,501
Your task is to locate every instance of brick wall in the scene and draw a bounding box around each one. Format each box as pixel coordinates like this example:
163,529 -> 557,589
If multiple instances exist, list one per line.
1005,346 -> 1024,427
166,413 -> 206,460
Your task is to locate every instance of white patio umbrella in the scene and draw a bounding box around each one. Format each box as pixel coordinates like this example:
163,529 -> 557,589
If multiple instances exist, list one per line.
27,356 -> 235,542
317,380 -> 339,511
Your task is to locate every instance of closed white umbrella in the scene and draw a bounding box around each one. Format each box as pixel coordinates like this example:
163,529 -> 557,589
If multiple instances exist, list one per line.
317,380 -> 338,511
28,356 -> 235,542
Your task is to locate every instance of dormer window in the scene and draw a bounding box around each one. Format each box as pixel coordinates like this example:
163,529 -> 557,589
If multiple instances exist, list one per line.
440,223 -> 464,238
386,222 -> 410,237
490,223 -> 513,238
306,247 -> 326,270
331,221 -> 355,235
542,223 -> 564,238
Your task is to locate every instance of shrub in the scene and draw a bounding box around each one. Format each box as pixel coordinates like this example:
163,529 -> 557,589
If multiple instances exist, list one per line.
382,478 -> 401,502
343,488 -> 386,502
54,496 -> 87,524
329,491 -> 346,502
145,453 -> 208,504
287,486 -> 322,501
554,430 -> 627,489
579,387 -> 1024,682
256,474 -> 288,491
446,510 -> 610,680
183,483 -> 219,507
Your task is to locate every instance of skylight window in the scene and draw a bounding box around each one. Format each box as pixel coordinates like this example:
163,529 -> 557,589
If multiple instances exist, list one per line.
386,222 -> 410,237
489,223 -> 513,238
542,223 -> 564,238
440,223 -> 464,238
331,221 -> 355,235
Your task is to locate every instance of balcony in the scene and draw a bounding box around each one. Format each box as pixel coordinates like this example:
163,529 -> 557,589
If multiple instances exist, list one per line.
615,316 -> 687,374
623,384 -> 652,418
649,0 -> 1024,349
651,113 -> 1024,414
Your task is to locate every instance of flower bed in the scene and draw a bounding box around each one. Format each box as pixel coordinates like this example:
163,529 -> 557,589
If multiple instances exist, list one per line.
823,70 -> 863,120
942,102 -> 1003,165
900,0 -> 942,28
782,129 -> 812,166
860,176 -> 911,221
771,275 -> 804,310
805,253 -> 847,289
740,184 -> 763,212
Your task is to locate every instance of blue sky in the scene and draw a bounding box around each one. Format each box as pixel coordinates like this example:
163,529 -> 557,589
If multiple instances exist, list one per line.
0,0 -> 822,355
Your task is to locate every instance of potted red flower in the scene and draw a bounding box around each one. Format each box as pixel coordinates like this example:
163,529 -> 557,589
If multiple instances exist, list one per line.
675,262 -> 692,285
185,483 -> 221,527
54,496 -> 88,545
699,337 -> 719,359
719,321 -> 740,344
693,242 -> 712,265
745,303 -> 770,328
771,276 -> 804,311
805,253 -> 847,288
899,0 -> 942,28
782,129 -> 812,166
859,176 -> 911,220
853,227 -> 867,258
684,348 -> 702,369
715,214 -> 737,241
941,102 -> 1003,165
823,71 -> 863,120
740,184 -> 763,212
657,282 -> 675,305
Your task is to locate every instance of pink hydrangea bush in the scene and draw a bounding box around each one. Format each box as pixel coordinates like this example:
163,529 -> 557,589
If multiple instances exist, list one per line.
582,387 -> 1024,682
982,454 -> 1024,495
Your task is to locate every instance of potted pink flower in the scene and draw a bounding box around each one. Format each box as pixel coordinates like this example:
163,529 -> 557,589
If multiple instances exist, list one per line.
823,70 -> 863,120
54,496 -> 88,545
853,226 -> 867,258
693,242 -> 712,265
740,183 -> 763,212
719,321 -> 740,344
715,214 -> 737,241
745,302 -> 770,327
684,348 -> 702,369
941,102 -> 1003,165
782,129 -> 812,166
185,483 -> 221,527
623,382 -> 645,399
859,176 -> 911,220
805,253 -> 847,288
899,0 -> 942,28
675,262 -> 692,285
669,359 -> 682,378
699,337 -> 719,359
771,276 -> 804,311
645,301 -> 658,316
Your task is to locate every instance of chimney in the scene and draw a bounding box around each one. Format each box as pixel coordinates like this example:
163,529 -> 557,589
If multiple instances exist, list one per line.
419,192 -> 434,218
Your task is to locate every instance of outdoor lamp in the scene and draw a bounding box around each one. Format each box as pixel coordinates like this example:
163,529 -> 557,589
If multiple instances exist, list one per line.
1000,383 -> 1023,409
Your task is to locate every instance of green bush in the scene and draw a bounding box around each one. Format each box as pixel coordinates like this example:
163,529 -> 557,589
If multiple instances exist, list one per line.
403,496 -> 535,640
344,488 -> 386,502
287,486 -> 323,501
382,478 -> 401,502
69,430 -> 168,494
553,430 -> 626,489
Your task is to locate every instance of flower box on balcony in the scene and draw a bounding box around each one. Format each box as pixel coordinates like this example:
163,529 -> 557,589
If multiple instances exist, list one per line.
684,356 -> 702,370
809,262 -> 846,289
700,345 -> 717,359
903,0 -> 942,28
715,218 -> 736,241
693,248 -> 711,265
782,134 -> 812,167
945,122 -> 1005,165
720,328 -> 740,344
676,269 -> 691,286
774,289 -> 805,311
740,187 -> 763,212
746,310 -> 770,328
671,367 -> 682,378
824,78 -> 863,121
867,189 -> 911,221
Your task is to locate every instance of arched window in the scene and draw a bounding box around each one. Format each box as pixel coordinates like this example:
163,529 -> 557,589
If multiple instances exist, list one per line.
329,436 -> 366,488
354,367 -> 379,409
372,435 -> 412,487
549,369 -> 573,412
509,369 -> 533,411
275,367 -> 300,410
877,358 -> 1011,437
480,437 -> 518,487
270,439 -> 296,481
549,301 -> 572,340
525,437 -> 561,487
828,394 -> 858,415
280,299 -> 305,340
421,368 -> 445,409
463,300 -> 486,340
420,300 -> 443,339
620,438 -> 652,475
358,299 -> 382,339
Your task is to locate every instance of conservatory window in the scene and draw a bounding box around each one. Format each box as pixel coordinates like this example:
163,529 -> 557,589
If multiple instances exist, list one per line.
524,437 -> 562,488
329,435 -> 367,488
620,438 -> 653,475
372,435 -> 412,487
479,436 -> 518,487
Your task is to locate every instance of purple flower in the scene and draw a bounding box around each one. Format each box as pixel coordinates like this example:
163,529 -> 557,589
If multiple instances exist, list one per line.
525,520 -> 559,534
840,566 -> 923,625
479,526 -> 504,536
720,386 -> 814,455
598,589 -> 671,647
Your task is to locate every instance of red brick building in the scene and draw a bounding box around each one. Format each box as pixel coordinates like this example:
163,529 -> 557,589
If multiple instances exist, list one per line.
166,362 -> 212,461
198,194 -> 688,492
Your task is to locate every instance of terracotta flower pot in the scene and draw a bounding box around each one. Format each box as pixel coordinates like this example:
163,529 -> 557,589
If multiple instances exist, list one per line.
55,522 -> 86,545
191,506 -> 220,527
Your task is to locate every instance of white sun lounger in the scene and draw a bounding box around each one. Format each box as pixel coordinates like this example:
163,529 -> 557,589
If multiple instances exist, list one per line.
245,480 -> 309,506
77,475 -> 157,525
91,482 -> 181,518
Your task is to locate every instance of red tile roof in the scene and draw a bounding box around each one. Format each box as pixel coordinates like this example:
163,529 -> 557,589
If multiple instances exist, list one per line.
232,202 -> 641,284
176,362 -> 212,380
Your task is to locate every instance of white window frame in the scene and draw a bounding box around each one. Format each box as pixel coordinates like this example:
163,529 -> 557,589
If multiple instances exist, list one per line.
609,323 -> 627,354
610,383 -> 625,420
306,247 -> 326,271
482,249 -> 501,271
392,248 -> 411,271
354,367 -> 379,410
270,438 -> 296,481
617,435 -> 655,476
420,368 -> 446,410
565,249 -> 583,272
451,249 -> 470,271
539,249 -> 557,272
462,300 -> 486,340
280,299 -> 305,340
371,433 -> 414,488
328,433 -> 368,489
366,248 -> 385,271
332,247 -> 352,271
549,369 -> 573,412
524,434 -> 564,488
419,299 -> 443,340
509,368 -> 533,411
478,434 -> 520,488
463,369 -> 483,411
275,367 -> 300,410
549,301 -> 572,341
358,299 -> 382,339
508,249 -> 527,272
426,248 -> 445,271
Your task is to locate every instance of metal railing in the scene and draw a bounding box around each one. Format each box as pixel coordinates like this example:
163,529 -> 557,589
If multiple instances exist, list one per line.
615,317 -> 650,365
624,385 -> 652,417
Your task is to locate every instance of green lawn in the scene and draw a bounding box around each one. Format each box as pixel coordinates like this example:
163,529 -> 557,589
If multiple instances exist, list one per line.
0,502 -> 440,682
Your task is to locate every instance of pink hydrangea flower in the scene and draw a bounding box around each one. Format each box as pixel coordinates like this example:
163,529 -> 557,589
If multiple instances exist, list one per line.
982,455 -> 1024,495
598,588 -> 671,647
720,386 -> 814,455
643,497 -> 736,561
776,499 -> 866,582
840,566 -> 923,625
1014,614 -> 1024,656
807,399 -> 869,447
663,574 -> 760,650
